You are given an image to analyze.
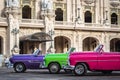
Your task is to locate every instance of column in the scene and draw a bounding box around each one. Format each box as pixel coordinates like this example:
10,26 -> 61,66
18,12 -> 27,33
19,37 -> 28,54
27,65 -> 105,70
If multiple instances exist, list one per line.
35,0 -> 40,19
104,0 -> 110,26
78,33 -> 83,51
101,32 -> 110,52
5,0 -> 20,55
95,0 -> 100,24
72,0 -> 76,21
41,0 -> 55,53
67,0 -> 71,22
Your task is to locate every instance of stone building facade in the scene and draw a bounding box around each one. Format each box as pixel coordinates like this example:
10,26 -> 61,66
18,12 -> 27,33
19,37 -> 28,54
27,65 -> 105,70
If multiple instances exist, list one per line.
0,0 -> 120,56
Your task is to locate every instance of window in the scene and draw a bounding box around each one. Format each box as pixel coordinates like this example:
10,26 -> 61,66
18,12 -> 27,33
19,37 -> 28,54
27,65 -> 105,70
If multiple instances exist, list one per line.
55,8 -> 63,21
22,6 -> 31,19
111,13 -> 118,25
84,11 -> 92,23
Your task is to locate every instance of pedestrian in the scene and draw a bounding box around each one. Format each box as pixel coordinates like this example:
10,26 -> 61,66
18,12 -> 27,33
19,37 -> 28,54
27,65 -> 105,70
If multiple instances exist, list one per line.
4,56 -> 13,68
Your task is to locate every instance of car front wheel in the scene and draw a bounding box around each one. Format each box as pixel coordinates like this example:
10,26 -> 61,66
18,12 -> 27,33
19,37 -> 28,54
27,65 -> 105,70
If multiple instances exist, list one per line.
74,63 -> 87,76
14,63 -> 26,73
48,63 -> 60,74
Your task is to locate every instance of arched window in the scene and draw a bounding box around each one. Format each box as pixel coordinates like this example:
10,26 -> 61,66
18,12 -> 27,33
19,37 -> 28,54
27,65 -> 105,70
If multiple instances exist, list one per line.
22,5 -> 31,19
55,8 -> 63,21
83,37 -> 99,51
111,13 -> 118,24
110,38 -> 120,52
84,11 -> 92,23
55,36 -> 71,53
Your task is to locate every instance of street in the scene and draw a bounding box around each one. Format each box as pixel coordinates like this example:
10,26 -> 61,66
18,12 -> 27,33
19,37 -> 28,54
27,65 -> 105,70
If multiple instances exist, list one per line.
0,67 -> 120,80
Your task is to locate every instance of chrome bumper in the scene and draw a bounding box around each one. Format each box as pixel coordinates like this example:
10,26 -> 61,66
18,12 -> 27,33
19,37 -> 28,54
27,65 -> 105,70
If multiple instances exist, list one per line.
5,62 -> 13,68
39,62 -> 47,68
63,64 -> 74,70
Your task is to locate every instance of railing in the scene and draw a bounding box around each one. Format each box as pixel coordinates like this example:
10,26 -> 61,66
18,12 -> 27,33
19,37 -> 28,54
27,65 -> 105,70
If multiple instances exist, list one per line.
20,19 -> 44,25
55,22 -> 104,28
0,17 -> 120,29
111,24 -> 120,28
81,23 -> 103,28
110,0 -> 119,1
0,17 -> 7,23
55,21 -> 72,26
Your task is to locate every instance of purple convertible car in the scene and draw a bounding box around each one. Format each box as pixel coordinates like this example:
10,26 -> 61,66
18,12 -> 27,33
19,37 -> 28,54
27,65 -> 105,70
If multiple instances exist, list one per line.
7,49 -> 44,73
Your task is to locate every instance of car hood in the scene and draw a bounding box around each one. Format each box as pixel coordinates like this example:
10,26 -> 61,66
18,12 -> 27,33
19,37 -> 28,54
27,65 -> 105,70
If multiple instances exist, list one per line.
12,54 -> 45,58
12,54 -> 34,57
71,51 -> 97,54
10,54 -> 45,62
45,53 -> 68,56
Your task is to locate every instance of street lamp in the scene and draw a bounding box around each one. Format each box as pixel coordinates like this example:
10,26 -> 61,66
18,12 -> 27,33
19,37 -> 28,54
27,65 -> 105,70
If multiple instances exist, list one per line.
105,10 -> 108,20
77,8 -> 80,20
11,28 -> 19,35
11,28 -> 19,53
74,8 -> 81,30
103,10 -> 108,25
48,29 -> 54,48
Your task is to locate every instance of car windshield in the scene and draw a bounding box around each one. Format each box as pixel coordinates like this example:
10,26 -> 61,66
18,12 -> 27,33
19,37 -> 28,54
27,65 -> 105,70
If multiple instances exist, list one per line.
33,49 -> 40,55
94,44 -> 103,52
67,47 -> 75,54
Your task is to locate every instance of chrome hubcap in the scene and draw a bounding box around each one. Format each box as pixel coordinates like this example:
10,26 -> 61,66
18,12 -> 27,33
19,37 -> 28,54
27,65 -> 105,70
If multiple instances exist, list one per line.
50,65 -> 58,73
75,65 -> 84,75
16,64 -> 23,72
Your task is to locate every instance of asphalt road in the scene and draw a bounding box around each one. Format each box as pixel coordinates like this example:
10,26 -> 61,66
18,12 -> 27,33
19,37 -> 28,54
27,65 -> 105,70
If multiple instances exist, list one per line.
0,67 -> 120,80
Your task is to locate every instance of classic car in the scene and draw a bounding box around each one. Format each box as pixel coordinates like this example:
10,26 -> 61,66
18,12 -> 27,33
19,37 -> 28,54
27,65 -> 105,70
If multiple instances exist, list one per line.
41,47 -> 75,74
7,49 -> 44,73
66,44 -> 120,76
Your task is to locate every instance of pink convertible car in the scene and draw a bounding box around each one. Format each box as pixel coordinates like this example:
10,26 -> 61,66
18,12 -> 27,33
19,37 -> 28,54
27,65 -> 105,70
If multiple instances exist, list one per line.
65,44 -> 120,76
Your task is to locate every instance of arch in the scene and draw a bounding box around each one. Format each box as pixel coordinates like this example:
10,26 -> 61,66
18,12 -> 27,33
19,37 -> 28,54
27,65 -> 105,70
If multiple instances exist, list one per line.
55,36 -> 71,53
83,37 -> 99,51
55,8 -> 63,21
22,5 -> 31,19
84,11 -> 92,23
20,32 -> 52,42
19,41 -> 41,54
110,38 -> 120,52
111,13 -> 118,25
20,32 -> 52,54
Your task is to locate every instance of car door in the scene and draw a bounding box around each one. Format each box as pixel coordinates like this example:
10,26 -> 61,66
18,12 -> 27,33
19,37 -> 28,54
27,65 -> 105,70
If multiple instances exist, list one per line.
30,55 -> 44,69
97,52 -> 120,70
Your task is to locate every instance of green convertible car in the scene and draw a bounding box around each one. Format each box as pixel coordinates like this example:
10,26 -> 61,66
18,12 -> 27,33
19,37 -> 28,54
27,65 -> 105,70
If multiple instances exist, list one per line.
41,47 -> 75,74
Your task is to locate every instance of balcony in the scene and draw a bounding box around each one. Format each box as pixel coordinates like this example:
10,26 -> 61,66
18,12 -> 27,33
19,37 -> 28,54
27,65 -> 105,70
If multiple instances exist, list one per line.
0,18 -> 7,26
20,19 -> 44,28
0,17 -> 120,32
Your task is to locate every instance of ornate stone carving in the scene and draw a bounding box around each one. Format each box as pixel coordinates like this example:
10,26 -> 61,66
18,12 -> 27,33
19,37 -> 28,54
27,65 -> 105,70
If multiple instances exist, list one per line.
41,0 -> 48,11
12,0 -> 20,8
5,0 -> 20,8
5,0 -> 20,14
110,0 -> 119,7
5,0 -> 20,55
83,0 -> 95,4
41,0 -> 53,13
5,0 -> 12,7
